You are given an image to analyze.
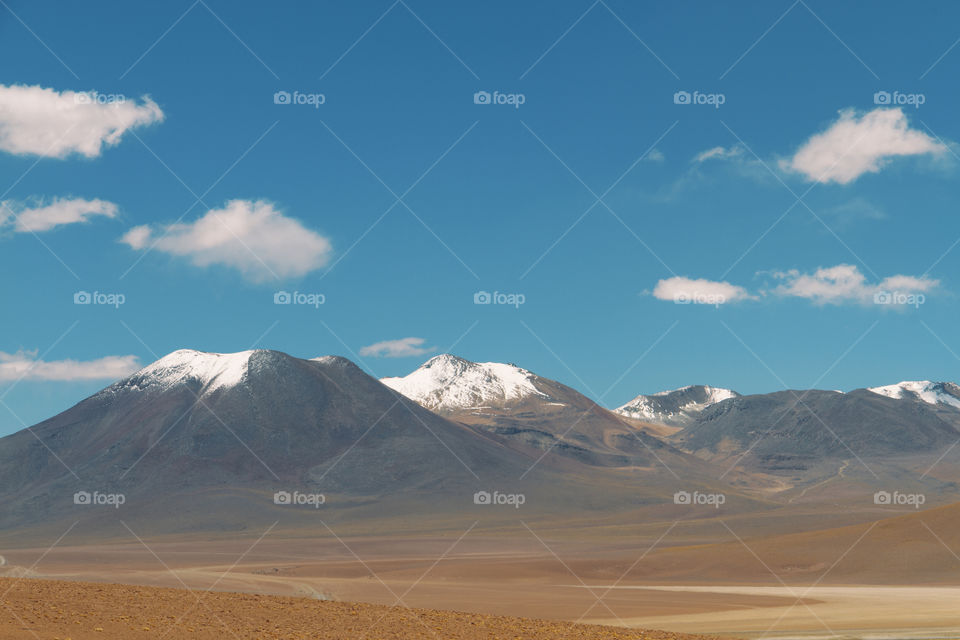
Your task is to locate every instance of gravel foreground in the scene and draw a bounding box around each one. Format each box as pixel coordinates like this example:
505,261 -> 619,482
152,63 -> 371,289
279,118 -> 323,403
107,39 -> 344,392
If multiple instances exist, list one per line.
0,577 -> 732,640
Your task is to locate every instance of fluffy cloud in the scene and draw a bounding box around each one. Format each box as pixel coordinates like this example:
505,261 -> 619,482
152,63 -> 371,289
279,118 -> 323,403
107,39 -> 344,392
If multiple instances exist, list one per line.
0,84 -> 163,158
0,350 -> 140,382
783,108 -> 945,184
652,276 -> 752,305
1,197 -> 118,233
770,264 -> 938,305
653,265 -> 938,307
359,337 -> 435,358
121,199 -> 333,281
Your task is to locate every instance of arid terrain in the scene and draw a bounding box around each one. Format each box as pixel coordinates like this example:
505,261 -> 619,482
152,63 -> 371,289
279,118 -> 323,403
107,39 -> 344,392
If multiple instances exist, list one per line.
0,577 -> 733,640
4,353 -> 960,639
5,502 -> 960,639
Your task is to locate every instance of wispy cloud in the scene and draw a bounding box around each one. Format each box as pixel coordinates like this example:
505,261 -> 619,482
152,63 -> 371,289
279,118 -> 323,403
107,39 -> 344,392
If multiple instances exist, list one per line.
693,145 -> 744,163
1,197 -> 118,233
645,148 -> 665,162
820,198 -> 886,230
783,107 -> 946,184
359,337 -> 436,358
0,84 -> 163,158
652,144 -> 770,199
0,350 -> 140,382
121,199 -> 333,282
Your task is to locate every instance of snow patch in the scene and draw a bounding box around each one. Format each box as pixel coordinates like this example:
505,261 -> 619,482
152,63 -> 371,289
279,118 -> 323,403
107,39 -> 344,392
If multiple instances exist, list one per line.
868,381 -> 960,410
381,354 -> 547,411
134,349 -> 253,394
615,385 -> 738,424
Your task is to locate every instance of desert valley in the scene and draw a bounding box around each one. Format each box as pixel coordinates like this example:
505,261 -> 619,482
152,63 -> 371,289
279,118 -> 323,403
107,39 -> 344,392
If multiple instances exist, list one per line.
3,350 -> 960,638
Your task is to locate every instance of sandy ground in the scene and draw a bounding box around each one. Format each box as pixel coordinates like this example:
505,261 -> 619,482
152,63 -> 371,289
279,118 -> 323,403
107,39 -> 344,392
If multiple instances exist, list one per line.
3,535 -> 959,639
0,577 -> 729,640
0,538 -> 807,623
585,586 -> 960,638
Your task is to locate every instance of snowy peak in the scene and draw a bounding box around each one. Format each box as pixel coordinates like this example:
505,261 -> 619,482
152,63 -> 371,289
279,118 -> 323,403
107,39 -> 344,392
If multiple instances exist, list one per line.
128,349 -> 255,395
867,381 -> 960,410
615,385 -> 739,425
380,354 -> 548,412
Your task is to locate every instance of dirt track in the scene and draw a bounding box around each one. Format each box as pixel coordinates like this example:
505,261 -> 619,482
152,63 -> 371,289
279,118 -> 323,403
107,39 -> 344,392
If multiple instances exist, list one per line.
0,577 -> 731,640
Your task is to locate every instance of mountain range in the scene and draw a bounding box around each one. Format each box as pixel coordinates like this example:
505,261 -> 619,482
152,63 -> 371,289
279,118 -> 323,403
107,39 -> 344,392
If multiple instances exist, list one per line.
1,348 -> 959,540
386,357 -> 960,474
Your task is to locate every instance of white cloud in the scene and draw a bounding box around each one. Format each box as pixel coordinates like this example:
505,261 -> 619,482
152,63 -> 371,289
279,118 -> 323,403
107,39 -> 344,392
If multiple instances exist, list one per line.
0,84 -> 164,158
783,108 -> 946,184
652,276 -> 752,305
693,145 -> 744,163
653,266 -> 938,308
0,350 -> 140,382
1,197 -> 118,233
645,148 -> 665,162
121,225 -> 151,250
359,337 -> 436,358
120,199 -> 333,281
770,264 -> 938,305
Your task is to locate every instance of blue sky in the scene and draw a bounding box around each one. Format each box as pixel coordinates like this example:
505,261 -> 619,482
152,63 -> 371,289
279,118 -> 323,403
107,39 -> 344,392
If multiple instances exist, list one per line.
2,0 -> 960,436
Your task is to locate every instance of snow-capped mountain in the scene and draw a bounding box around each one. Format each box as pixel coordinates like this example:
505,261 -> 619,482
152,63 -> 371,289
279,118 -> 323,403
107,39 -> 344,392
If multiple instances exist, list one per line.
0,348 -> 564,535
380,354 -> 548,412
615,385 -> 739,425
382,354 -> 686,468
868,381 -> 960,410
674,386 -> 960,471
122,349 -> 254,396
